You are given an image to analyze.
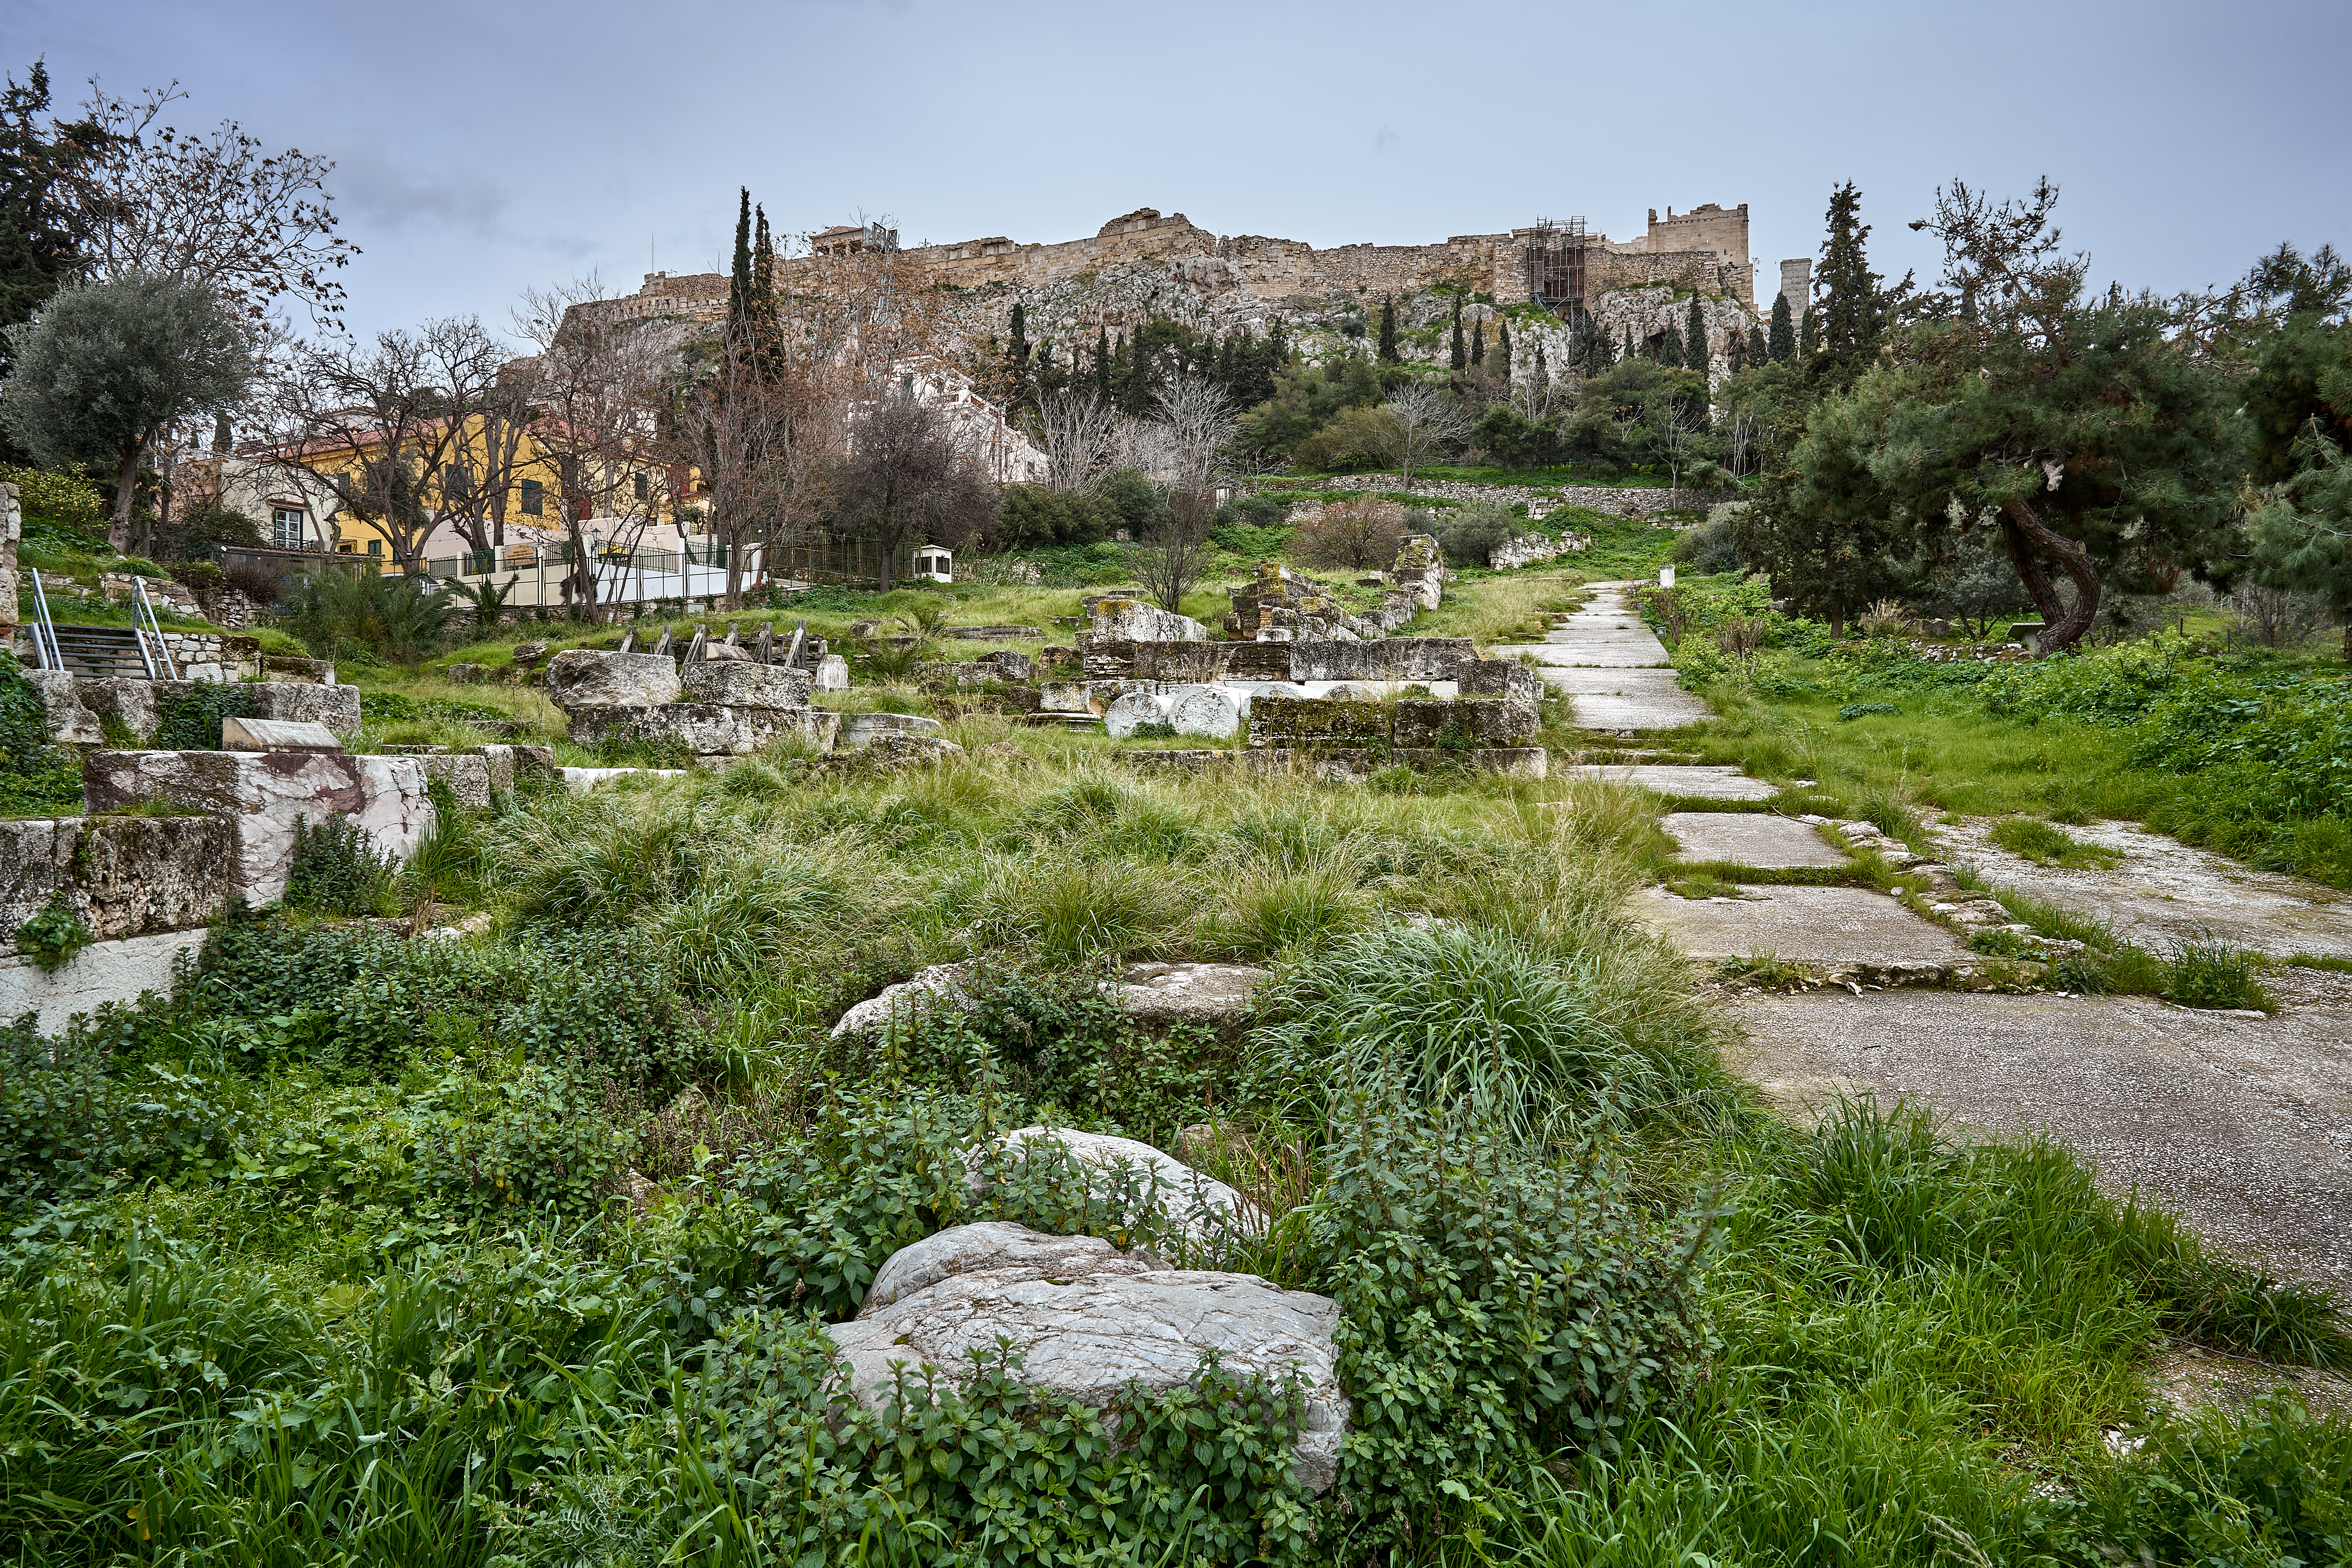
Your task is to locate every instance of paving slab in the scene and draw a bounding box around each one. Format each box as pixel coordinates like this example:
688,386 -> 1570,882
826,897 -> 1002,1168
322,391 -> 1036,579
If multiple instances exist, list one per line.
1664,811 -> 1850,868
1566,764 -> 1778,801
1490,639 -> 1668,668
1932,817 -> 2352,960
1539,668 -> 1713,729
1632,883 -> 1967,964
1722,971 -> 2352,1287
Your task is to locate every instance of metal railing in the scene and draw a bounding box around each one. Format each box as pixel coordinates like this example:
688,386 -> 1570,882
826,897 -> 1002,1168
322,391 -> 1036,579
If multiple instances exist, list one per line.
24,569 -> 63,671
133,578 -> 177,680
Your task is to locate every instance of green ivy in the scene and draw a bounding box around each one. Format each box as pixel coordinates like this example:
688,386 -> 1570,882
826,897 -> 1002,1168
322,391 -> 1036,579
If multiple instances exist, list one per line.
0,652 -> 81,813
151,681 -> 259,751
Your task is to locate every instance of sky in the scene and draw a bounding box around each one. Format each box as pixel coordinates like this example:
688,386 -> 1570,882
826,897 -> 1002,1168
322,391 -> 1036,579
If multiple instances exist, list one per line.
10,0 -> 2349,345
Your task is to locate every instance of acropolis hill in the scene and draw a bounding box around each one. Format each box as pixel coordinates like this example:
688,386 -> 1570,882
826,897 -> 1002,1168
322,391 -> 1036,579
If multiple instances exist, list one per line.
591,203 -> 1808,368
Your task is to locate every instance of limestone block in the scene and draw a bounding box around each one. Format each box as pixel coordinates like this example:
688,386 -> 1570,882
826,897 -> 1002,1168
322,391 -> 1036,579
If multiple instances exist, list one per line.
837,712 -> 944,749
1104,690 -> 1170,738
82,750 -> 434,906
1090,600 -> 1207,643
966,1126 -> 1261,1245
1244,695 -> 1390,750
0,930 -> 208,1036
559,766 -> 692,792
1284,637 -> 1477,684
565,703 -> 838,756
260,655 -> 335,684
248,682 -> 362,739
829,1228 -> 1347,1490
1039,681 -> 1101,715
1103,961 -> 1269,1030
0,814 -> 236,942
681,660 -> 811,708
222,717 -> 343,752
25,670 -> 101,745
1459,659 -> 1545,701
859,1221 -> 1166,1315
1164,686 -> 1241,739
546,649 -> 681,710
859,733 -> 965,769
472,743 -> 555,794
419,753 -> 493,809
1391,697 -> 1539,748
446,663 -> 484,684
831,960 -> 973,1038
813,654 -> 850,691
945,624 -> 1046,641
701,642 -> 751,662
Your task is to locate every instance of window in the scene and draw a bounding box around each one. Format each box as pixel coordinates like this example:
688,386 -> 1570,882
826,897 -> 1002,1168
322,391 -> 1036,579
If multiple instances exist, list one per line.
443,464 -> 470,497
271,507 -> 307,549
520,479 -> 543,516
367,539 -> 383,557
632,472 -> 649,502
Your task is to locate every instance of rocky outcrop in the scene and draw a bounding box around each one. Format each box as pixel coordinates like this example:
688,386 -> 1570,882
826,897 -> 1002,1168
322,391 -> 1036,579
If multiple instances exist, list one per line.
829,1220 -> 1349,1492
1103,961 -> 1269,1030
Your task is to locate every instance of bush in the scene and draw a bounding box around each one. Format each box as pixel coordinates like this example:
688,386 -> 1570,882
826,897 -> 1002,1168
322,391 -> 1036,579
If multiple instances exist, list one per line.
283,813 -> 399,916
1429,501 -> 1523,568
151,679 -> 258,750
0,652 -> 82,813
416,1062 -> 631,1218
1472,403 -> 1564,467
1672,506 -> 1745,573
1,1017 -> 242,1205
15,893 -> 92,972
1291,497 -> 1406,569
992,483 -> 1120,549
1308,1102 -> 1713,1546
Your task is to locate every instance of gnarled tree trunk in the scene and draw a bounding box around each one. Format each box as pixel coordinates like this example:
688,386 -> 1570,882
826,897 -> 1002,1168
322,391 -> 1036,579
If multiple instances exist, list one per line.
1999,498 -> 2100,653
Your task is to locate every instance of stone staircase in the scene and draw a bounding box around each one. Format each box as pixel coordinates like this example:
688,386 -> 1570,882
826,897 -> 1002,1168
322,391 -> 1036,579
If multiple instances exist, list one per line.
39,624 -> 156,678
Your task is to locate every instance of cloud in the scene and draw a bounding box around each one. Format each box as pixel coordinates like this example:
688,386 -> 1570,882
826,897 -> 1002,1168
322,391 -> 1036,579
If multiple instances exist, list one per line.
324,142 -> 508,238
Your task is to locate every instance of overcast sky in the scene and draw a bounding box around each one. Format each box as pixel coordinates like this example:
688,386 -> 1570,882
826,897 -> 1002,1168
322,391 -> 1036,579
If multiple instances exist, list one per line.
11,0 -> 2348,344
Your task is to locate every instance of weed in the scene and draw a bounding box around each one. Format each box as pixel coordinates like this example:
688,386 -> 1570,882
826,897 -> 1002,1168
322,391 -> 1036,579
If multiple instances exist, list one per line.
14,892 -> 93,972
283,814 -> 398,916
1987,815 -> 2127,869
2164,935 -> 2275,1012
2285,953 -> 2352,974
1716,951 -> 1806,989
1966,926 -> 2034,959
1838,701 -> 1903,720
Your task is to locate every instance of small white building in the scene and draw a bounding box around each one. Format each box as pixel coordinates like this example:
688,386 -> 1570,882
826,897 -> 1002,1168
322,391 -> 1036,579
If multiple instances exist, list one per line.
911,546 -> 954,583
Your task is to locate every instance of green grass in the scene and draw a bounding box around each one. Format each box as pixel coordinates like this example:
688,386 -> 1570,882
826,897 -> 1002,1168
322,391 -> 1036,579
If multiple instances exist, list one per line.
1987,814 -> 2129,869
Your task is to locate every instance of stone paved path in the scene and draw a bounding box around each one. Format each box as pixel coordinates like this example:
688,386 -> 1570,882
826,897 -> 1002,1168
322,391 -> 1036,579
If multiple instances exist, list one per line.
1931,817 -> 2352,961
1489,582 -> 1711,729
1636,884 -> 1968,965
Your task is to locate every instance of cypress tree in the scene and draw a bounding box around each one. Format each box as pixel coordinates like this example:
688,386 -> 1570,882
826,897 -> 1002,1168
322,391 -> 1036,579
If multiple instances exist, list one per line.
1726,328 -> 1746,374
1470,319 -> 1485,366
1814,181 -> 1898,375
1377,298 -> 1399,363
1094,326 -> 1113,403
1798,307 -> 1818,361
1623,324 -> 1636,363
726,187 -> 754,333
1449,298 -> 1466,372
1768,294 -> 1796,363
1661,320 -> 1684,366
1007,302 -> 1033,411
1497,320 -> 1512,377
1748,322 -> 1770,367
1684,295 -> 1710,379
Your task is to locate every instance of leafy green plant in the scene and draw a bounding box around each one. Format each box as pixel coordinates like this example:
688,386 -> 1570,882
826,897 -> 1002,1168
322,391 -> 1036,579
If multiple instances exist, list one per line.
416,1062 -> 631,1218
1717,950 -> 1806,989
1987,815 -> 2127,869
2164,935 -> 2274,1012
282,813 -> 398,916
151,681 -> 259,750
1838,701 -> 1902,720
15,893 -> 93,972
0,652 -> 82,813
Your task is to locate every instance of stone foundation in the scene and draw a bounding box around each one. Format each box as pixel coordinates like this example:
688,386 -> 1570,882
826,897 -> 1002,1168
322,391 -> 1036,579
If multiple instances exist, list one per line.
566,703 -> 840,755
25,674 -> 361,745
1122,746 -> 1546,781
0,814 -> 237,944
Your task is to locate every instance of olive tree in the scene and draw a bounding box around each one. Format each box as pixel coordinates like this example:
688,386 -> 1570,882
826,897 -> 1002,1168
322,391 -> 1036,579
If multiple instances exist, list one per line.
0,272 -> 253,553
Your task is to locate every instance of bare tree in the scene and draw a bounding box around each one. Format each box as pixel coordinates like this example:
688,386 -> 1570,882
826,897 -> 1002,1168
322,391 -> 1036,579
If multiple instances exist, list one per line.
1292,497 -> 1406,570
512,278 -> 680,611
69,80 -> 354,326
831,391 -> 994,591
259,317 -> 514,572
1127,374 -> 1236,612
1374,379 -> 1471,489
1028,387 -> 1120,493
1653,401 -> 1709,504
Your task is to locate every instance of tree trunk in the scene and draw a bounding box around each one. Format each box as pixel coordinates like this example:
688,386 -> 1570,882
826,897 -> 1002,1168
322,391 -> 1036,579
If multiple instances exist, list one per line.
1999,499 -> 2100,653
110,436 -> 143,555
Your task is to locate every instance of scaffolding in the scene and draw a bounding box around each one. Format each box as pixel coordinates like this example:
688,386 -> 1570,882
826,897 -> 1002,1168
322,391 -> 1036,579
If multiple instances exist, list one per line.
1523,217 -> 1590,320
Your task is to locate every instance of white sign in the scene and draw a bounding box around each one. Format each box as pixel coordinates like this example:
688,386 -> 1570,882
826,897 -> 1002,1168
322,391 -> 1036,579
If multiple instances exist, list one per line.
1659,565 -> 1677,588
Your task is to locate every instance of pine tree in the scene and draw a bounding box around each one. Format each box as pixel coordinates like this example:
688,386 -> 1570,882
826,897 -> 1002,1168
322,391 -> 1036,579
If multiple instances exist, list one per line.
1748,323 -> 1770,367
1684,295 -> 1710,379
1449,298 -> 1466,371
1661,320 -> 1685,366
1768,294 -> 1796,363
1470,319 -> 1485,366
1814,181 -> 1900,376
1377,297 -> 1399,363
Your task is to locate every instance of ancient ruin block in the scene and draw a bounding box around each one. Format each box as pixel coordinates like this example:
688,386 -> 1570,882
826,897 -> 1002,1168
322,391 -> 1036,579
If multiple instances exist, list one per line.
1244,696 -> 1391,750
1459,659 -> 1544,701
1039,682 -> 1101,715
1391,698 -> 1539,748
470,743 -> 556,795
419,753 -> 494,809
222,718 -> 342,752
682,661 -> 811,708
838,712 -> 946,749
38,677 -> 363,746
1090,600 -> 1207,643
565,703 -> 839,755
1285,637 -> 1479,684
82,750 -> 434,906
814,655 -> 850,691
1392,534 -> 1447,610
261,655 -> 336,684
547,649 -> 681,709
0,814 -> 237,943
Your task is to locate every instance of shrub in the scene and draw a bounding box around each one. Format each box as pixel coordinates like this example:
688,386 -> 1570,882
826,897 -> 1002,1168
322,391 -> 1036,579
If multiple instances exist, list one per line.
1291,497 -> 1406,569
1308,1101 -> 1713,1547
151,679 -> 259,750
0,653 -> 82,813
1472,403 -> 1564,467
416,1063 -> 632,1218
14,893 -> 92,972
1430,501 -> 1523,568
992,483 -> 1120,548
283,814 -> 398,916
1,1018 -> 243,1205
1671,507 -> 1744,573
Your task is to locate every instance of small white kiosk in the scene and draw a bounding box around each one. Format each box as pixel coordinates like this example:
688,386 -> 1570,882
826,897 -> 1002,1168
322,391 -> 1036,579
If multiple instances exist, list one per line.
911,546 -> 954,584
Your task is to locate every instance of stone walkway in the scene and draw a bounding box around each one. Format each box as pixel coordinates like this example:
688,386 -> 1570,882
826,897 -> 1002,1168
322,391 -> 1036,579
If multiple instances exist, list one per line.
1489,582 -> 1711,730
1931,817 -> 2352,961
1607,756 -> 2352,1291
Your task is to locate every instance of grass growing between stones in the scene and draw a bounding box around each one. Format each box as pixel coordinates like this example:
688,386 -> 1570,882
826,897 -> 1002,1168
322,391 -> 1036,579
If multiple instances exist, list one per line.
4,739 -> 2345,1564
